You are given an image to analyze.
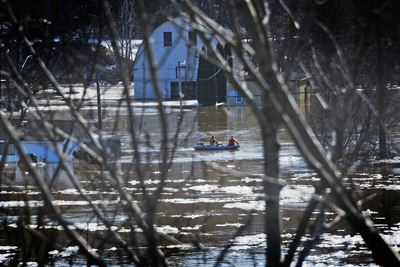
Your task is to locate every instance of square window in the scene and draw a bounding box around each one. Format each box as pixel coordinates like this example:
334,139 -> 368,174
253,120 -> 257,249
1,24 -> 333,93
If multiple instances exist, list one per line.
164,32 -> 172,47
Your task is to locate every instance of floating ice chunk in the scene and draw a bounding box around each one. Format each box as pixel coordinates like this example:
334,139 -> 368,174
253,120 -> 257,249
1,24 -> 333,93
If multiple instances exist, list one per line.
385,185 -> 400,190
224,201 -> 265,211
0,246 -> 18,251
181,225 -> 202,230
230,233 -> 266,250
155,225 -> 179,235
188,185 -> 219,192
220,185 -> 253,194
216,223 -> 243,228
241,177 -> 262,183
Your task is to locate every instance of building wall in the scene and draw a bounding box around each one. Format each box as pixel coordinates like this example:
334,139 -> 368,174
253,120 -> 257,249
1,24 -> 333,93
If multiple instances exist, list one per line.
226,78 -> 310,113
133,18 -> 210,100
226,80 -> 262,106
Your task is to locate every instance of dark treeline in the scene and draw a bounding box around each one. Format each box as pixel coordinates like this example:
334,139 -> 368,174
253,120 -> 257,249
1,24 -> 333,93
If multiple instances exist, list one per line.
267,0 -> 400,159
0,0 -> 226,82
1,0 -> 400,51
0,0 -> 227,42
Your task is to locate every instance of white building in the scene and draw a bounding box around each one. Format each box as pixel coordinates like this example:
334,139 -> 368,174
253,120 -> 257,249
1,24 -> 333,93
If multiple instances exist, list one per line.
133,17 -> 214,100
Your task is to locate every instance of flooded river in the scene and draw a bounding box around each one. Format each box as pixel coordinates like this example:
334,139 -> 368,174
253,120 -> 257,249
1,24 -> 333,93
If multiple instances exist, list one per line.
0,106 -> 399,266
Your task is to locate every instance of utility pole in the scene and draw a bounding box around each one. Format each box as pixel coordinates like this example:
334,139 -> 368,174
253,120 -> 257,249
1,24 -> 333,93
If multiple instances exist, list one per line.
96,74 -> 102,131
177,61 -> 183,113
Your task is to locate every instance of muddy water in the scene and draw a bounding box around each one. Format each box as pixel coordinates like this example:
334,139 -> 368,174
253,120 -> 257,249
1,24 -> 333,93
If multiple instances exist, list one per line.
0,106 -> 399,266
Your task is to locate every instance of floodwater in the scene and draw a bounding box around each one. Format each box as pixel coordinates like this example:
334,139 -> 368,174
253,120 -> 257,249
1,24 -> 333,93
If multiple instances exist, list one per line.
0,106 -> 399,266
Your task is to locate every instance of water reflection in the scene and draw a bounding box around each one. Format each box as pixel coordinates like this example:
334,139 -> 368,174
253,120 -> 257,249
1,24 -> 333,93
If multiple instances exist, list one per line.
197,106 -> 228,132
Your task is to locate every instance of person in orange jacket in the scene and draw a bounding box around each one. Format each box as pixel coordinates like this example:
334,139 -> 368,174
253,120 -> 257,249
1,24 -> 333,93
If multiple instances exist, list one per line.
228,136 -> 239,146
209,135 -> 218,145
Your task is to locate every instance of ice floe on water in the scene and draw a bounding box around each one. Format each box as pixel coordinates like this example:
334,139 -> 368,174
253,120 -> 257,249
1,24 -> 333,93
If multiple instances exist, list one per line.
224,201 -> 264,211
280,185 -> 314,207
220,185 -> 254,194
0,256 -> 10,265
216,223 -> 244,228
279,156 -> 305,167
0,200 -> 43,208
0,190 -> 40,195
382,229 -> 400,252
129,179 -> 161,185
222,185 -> 314,210
317,234 -> 365,249
163,187 -> 180,192
188,184 -> 219,192
362,209 -> 378,216
385,184 -> 400,190
162,197 -> 244,204
72,222 -> 120,232
241,177 -> 263,183
0,246 -> 18,263
7,221 -> 182,236
156,225 -> 180,235
182,213 -> 217,219
181,225 -> 203,231
0,199 -> 121,208
48,246 -> 79,258
56,188 -> 116,195
188,184 -> 254,195
190,179 -> 217,183
0,246 -> 18,251
231,233 -> 266,250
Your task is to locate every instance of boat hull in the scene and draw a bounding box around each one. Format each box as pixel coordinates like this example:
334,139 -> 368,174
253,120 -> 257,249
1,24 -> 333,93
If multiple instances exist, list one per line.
193,143 -> 240,151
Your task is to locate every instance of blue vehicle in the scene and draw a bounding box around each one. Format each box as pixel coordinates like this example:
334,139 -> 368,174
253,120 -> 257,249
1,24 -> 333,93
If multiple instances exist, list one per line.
193,142 -> 240,151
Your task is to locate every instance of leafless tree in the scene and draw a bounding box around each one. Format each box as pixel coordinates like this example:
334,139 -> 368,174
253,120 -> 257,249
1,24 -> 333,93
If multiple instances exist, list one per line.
118,0 -> 139,63
0,0 -> 399,266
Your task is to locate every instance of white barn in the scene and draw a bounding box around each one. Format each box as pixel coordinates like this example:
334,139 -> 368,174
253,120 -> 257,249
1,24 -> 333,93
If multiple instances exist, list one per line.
133,17 -> 214,100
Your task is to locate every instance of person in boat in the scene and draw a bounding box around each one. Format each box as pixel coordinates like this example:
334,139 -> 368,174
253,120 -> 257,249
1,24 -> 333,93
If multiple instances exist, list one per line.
228,136 -> 239,146
209,135 -> 218,145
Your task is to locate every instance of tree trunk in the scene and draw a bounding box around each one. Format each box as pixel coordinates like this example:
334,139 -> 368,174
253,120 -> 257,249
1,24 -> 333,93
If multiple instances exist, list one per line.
376,16 -> 388,159
263,96 -> 282,266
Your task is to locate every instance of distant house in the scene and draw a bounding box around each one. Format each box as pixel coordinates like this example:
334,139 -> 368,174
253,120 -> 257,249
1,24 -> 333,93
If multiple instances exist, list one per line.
226,72 -> 310,108
225,43 -> 310,108
133,17 -> 218,101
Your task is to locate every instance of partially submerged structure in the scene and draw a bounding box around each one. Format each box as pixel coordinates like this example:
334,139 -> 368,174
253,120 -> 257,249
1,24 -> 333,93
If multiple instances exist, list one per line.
226,72 -> 310,110
0,120 -> 121,164
0,120 -> 78,163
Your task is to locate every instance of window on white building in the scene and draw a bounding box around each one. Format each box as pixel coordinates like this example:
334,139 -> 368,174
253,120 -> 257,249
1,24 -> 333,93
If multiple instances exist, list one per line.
163,32 -> 172,47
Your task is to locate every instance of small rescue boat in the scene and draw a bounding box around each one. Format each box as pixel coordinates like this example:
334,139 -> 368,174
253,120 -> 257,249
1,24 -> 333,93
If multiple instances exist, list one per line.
193,142 -> 240,151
